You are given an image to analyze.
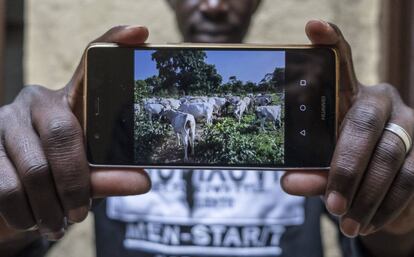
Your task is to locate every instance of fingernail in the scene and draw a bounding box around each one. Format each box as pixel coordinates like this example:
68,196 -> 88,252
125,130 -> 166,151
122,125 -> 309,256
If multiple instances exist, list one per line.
44,228 -> 65,241
68,205 -> 89,223
318,19 -> 330,27
341,218 -> 360,238
26,224 -> 39,231
326,191 -> 347,215
125,25 -> 146,30
360,225 -> 375,236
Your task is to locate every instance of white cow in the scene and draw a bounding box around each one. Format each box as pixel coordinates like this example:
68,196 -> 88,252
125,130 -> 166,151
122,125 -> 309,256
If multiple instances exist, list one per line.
160,98 -> 181,110
227,95 -> 241,105
233,99 -> 248,123
242,96 -> 252,111
210,97 -> 227,115
179,96 -> 190,103
178,102 -> 214,125
179,96 -> 207,104
256,105 -> 282,130
142,97 -> 159,105
144,103 -> 169,122
255,95 -> 272,106
162,110 -> 196,161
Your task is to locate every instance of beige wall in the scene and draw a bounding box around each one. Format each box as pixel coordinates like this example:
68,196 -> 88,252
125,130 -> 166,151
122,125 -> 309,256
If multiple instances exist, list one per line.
25,0 -> 380,88
24,1 -> 381,257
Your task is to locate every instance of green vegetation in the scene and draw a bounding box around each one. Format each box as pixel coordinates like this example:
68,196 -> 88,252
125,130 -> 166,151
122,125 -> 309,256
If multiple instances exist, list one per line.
134,93 -> 284,165
134,113 -> 169,163
134,49 -> 285,99
196,113 -> 284,165
133,49 -> 285,164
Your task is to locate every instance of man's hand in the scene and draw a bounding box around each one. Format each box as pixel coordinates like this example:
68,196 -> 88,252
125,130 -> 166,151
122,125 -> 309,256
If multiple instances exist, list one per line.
0,25 -> 151,243
282,20 -> 414,240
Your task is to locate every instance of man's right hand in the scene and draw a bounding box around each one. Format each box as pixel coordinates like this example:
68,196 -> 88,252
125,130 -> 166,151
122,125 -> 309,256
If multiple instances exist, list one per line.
0,26 -> 151,243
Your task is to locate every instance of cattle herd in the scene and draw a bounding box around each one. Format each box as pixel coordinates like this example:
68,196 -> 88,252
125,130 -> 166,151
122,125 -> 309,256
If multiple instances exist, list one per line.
135,94 -> 283,162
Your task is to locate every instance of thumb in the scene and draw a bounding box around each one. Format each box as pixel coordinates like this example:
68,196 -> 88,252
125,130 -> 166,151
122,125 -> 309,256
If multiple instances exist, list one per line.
281,171 -> 328,196
66,25 -> 149,115
64,26 -> 150,200
91,168 -> 151,198
306,20 -> 359,123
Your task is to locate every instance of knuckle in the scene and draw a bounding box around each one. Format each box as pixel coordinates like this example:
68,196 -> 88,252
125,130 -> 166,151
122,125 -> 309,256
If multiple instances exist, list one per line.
44,116 -> 81,146
21,160 -> 49,182
406,107 -> 414,120
0,104 -> 16,123
347,101 -> 385,133
0,179 -> 23,204
332,154 -> 361,185
374,135 -> 406,165
398,159 -> 414,192
374,83 -> 394,93
60,182 -> 89,202
20,85 -> 43,96
15,85 -> 46,103
369,83 -> 403,104
382,83 -> 400,97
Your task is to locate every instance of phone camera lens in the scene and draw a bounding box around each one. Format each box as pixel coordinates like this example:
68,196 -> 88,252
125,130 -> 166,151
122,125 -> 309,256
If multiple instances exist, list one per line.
94,133 -> 100,140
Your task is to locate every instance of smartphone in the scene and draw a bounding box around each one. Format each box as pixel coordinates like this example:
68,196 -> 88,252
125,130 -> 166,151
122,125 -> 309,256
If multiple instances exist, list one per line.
85,43 -> 338,170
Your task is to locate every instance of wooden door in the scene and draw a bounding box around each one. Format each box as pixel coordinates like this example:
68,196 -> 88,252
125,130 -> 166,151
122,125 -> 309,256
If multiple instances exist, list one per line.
381,0 -> 414,107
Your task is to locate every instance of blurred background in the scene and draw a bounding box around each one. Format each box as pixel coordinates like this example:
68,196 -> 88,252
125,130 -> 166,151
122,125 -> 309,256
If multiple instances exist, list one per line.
1,0 -> 413,256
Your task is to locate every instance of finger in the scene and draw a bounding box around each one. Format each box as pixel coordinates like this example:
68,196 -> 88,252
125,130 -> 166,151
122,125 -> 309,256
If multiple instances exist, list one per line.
0,143 -> 36,230
32,106 -> 90,224
67,25 -> 149,112
305,20 -> 358,120
305,20 -> 357,82
326,93 -> 392,216
368,162 -> 414,235
362,112 -> 414,235
91,168 -> 151,198
340,129 -> 406,237
281,171 -> 328,196
4,124 -> 65,238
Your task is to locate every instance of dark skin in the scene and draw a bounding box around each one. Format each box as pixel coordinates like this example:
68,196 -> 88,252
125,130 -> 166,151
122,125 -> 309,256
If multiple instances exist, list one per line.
1,1 -> 414,257
0,26 -> 152,256
168,0 -> 261,43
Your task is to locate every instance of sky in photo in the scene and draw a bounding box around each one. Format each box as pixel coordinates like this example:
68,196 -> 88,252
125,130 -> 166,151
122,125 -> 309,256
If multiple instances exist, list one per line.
134,49 -> 285,84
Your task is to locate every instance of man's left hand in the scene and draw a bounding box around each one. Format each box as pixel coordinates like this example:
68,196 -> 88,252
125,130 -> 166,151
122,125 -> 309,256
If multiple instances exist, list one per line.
282,20 -> 414,238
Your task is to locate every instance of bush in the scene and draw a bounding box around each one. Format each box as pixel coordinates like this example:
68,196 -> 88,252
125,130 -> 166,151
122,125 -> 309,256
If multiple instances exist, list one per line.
196,114 -> 284,165
134,114 -> 169,162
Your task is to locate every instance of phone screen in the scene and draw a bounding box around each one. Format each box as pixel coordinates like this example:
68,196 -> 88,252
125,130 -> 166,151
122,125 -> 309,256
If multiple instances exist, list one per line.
86,45 -> 337,169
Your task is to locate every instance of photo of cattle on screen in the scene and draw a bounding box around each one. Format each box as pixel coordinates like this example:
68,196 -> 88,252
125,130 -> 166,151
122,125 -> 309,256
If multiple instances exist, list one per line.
134,49 -> 285,165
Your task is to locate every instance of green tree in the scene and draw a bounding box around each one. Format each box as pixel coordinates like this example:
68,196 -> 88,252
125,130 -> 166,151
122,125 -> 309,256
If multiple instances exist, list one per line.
151,49 -> 222,95
228,76 -> 243,94
258,67 -> 285,93
144,75 -> 162,95
272,67 -> 285,93
243,81 -> 257,94
258,73 -> 273,91
134,80 -> 149,102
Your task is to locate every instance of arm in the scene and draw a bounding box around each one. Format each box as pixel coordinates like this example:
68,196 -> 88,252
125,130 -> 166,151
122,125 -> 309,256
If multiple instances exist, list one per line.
0,25 -> 151,256
282,20 -> 414,257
